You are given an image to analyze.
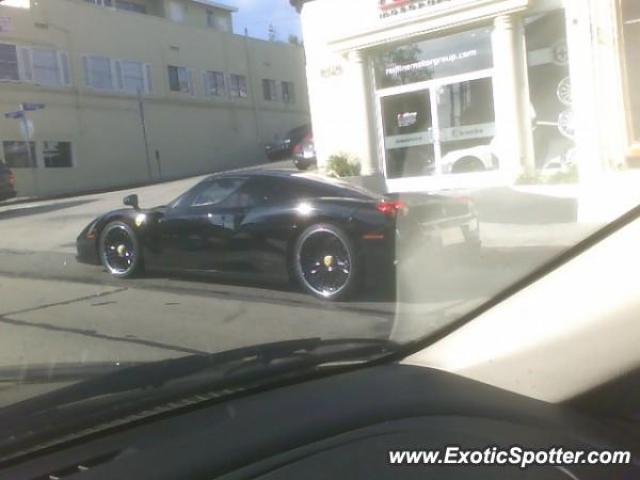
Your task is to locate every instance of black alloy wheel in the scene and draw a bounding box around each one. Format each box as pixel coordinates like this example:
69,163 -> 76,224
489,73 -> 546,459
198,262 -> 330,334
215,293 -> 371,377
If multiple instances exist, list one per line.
99,221 -> 143,279
294,224 -> 360,301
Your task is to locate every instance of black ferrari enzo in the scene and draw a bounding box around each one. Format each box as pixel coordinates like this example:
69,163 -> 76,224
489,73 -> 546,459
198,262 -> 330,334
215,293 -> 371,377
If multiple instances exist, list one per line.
77,170 -> 479,301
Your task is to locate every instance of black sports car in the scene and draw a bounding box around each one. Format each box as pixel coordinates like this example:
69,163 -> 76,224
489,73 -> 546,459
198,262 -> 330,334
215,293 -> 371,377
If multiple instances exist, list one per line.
77,171 -> 479,301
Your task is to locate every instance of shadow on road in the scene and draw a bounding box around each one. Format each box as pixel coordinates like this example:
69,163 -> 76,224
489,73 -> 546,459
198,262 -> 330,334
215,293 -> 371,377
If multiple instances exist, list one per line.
0,199 -> 97,221
472,188 -> 578,224
141,268 -> 396,308
398,245 -> 568,304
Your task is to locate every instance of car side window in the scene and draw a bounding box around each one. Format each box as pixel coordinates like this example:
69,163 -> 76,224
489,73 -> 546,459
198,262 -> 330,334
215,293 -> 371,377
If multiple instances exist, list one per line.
220,177 -> 280,208
190,178 -> 245,208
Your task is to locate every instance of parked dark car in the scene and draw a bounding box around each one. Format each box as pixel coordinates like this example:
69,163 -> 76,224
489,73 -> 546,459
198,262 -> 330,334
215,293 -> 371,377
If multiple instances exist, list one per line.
77,171 -> 479,301
292,132 -> 317,171
265,124 -> 311,162
0,163 -> 16,202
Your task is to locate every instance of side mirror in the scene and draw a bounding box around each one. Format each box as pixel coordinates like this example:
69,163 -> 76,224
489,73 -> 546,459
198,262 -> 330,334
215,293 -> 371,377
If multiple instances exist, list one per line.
123,194 -> 140,210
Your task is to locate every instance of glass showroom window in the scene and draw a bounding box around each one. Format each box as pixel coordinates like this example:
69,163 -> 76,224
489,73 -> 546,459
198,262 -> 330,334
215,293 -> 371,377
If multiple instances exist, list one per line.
525,10 -> 574,169
2,141 -> 36,168
229,74 -> 248,98
436,78 -> 496,174
43,142 -> 73,168
621,0 -> 640,146
374,27 -> 494,180
0,43 -> 19,81
84,56 -> 114,90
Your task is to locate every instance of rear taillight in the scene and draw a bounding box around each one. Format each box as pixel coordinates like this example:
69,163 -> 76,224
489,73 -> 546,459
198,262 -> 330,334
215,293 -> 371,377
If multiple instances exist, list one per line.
376,199 -> 408,217
8,172 -> 15,187
293,133 -> 313,155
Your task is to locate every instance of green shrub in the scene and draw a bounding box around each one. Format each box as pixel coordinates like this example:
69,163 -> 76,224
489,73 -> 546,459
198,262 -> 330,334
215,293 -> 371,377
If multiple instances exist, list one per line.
516,163 -> 579,185
325,153 -> 361,178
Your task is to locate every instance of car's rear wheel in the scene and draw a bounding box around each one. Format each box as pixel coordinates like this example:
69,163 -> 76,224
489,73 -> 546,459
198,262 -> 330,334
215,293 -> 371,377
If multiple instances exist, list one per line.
99,221 -> 143,279
293,224 -> 360,301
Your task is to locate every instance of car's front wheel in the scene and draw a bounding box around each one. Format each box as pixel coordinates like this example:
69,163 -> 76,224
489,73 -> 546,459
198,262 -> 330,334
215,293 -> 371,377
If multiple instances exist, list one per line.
99,221 -> 143,279
293,224 -> 360,301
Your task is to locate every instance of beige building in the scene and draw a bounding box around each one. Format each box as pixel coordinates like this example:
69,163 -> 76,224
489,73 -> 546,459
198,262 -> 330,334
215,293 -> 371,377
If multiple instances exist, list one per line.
292,0 -> 640,196
0,0 -> 310,197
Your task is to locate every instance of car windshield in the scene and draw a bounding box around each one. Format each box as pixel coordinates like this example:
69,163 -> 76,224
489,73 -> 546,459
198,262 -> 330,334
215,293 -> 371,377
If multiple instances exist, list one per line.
0,0 -> 639,444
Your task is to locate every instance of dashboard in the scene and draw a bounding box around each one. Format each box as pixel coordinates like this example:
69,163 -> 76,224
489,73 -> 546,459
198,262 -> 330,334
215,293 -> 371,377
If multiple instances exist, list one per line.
1,364 -> 637,479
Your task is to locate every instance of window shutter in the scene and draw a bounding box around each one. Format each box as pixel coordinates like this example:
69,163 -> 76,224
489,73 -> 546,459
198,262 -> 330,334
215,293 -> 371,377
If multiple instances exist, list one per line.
18,47 -> 33,82
114,60 -> 123,90
144,64 -> 152,94
58,51 -> 71,86
82,56 -> 90,86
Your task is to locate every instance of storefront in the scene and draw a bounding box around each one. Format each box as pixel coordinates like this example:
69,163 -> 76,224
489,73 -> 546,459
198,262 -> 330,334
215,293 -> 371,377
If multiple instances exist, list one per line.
620,0 -> 640,161
293,0 -> 636,193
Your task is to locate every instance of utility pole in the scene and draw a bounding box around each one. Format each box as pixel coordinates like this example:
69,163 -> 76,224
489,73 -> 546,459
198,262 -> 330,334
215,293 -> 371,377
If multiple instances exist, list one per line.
137,89 -> 153,181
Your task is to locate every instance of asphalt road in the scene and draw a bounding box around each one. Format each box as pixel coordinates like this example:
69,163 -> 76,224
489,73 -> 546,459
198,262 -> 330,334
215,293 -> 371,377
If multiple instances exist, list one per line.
0,165 -> 599,368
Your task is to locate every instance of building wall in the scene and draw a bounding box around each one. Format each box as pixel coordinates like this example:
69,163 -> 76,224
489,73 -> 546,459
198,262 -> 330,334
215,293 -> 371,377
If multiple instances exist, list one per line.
0,0 -> 309,197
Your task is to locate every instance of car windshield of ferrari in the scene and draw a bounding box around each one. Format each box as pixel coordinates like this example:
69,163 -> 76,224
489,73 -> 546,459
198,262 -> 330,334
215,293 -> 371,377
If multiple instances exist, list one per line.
0,0 -> 639,409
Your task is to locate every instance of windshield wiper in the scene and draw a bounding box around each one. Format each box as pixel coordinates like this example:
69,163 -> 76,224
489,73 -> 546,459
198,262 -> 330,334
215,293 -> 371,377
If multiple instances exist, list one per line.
0,338 -> 392,415
0,337 -> 396,460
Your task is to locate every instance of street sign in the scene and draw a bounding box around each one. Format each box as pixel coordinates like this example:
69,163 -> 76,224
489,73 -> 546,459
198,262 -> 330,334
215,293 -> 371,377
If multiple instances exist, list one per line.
21,103 -> 45,112
4,110 -> 25,120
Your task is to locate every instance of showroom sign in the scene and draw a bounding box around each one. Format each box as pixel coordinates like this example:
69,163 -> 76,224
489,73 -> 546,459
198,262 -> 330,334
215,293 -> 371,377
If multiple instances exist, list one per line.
378,0 -> 458,19
373,27 -> 493,88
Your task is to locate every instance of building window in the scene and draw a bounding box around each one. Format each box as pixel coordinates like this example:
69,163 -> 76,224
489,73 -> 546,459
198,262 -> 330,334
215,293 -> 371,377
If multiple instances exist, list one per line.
14,47 -> 71,86
622,0 -> 640,145
168,1 -> 185,22
31,48 -> 66,86
207,10 -> 231,32
281,81 -> 295,103
168,65 -> 193,94
83,55 -> 114,90
115,0 -> 146,13
43,141 -> 73,168
2,141 -> 36,168
229,74 -> 248,98
117,60 -> 152,94
85,0 -> 114,7
262,79 -> 278,101
0,43 -> 19,81
206,10 -> 215,28
203,70 -> 226,97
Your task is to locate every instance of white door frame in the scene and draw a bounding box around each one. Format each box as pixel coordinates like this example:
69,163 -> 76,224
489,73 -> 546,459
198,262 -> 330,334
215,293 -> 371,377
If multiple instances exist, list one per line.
375,68 -> 501,192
